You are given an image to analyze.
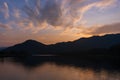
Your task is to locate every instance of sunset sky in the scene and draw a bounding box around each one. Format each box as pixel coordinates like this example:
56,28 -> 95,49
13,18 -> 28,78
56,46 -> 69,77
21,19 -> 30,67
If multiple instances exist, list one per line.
0,0 -> 120,47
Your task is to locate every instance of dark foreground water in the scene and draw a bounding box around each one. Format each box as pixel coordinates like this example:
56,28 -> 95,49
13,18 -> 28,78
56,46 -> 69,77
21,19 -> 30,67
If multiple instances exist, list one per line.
0,57 -> 120,80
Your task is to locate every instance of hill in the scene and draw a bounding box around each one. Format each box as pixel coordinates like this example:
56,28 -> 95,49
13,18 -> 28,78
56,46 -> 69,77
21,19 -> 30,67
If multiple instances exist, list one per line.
0,34 -> 120,56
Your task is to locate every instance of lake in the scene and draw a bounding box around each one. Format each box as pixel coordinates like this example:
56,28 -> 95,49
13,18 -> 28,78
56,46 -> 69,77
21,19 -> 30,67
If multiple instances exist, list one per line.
0,57 -> 120,80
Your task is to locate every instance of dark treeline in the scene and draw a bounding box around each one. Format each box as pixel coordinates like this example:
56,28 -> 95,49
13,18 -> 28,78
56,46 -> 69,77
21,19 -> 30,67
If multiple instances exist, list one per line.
0,56 -> 120,71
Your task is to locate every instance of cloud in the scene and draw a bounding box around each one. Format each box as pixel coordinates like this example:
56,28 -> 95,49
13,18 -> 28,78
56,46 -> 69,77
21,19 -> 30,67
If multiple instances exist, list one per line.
13,9 -> 21,18
23,0 -> 62,26
90,22 -> 120,35
0,0 -> 118,46
0,23 -> 11,30
3,2 -> 9,19
95,0 -> 116,8
80,0 -> 116,14
23,0 -> 84,27
59,22 -> 120,40
22,0 -> 117,29
0,2 -> 9,19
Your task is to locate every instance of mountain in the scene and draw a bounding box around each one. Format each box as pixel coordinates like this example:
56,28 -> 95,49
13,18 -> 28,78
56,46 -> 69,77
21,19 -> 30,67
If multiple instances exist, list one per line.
0,40 -> 47,56
0,47 -> 6,51
109,43 -> 120,55
49,34 -> 120,54
0,34 -> 120,56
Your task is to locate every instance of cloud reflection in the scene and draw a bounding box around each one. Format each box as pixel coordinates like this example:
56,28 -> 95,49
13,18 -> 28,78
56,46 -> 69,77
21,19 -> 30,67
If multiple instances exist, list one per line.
0,62 -> 120,80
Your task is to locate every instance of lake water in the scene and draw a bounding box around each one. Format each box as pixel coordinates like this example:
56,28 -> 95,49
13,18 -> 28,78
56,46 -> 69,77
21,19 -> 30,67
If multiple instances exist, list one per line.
0,57 -> 120,80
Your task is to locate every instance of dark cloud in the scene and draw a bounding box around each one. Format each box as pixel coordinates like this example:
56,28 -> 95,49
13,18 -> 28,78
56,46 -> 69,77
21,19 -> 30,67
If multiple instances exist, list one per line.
23,0 -> 62,26
21,0 -> 117,28
23,0 -> 85,27
0,23 -> 10,29
91,22 -> 120,35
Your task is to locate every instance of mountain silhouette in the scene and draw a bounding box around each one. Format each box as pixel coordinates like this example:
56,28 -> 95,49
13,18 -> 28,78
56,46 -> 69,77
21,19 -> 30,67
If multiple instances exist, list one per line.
0,47 -> 6,51
0,34 -> 120,56
0,40 -> 47,56
48,34 -> 120,54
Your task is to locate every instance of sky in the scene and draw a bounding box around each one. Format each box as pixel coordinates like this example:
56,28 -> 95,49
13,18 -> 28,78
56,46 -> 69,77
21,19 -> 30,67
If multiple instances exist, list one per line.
0,0 -> 120,47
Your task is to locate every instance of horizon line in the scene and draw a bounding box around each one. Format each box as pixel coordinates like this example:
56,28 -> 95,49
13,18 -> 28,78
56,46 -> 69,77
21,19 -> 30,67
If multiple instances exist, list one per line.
1,33 -> 120,48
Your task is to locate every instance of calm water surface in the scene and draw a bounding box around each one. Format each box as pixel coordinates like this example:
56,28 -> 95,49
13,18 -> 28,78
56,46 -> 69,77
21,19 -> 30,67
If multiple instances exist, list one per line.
0,59 -> 120,80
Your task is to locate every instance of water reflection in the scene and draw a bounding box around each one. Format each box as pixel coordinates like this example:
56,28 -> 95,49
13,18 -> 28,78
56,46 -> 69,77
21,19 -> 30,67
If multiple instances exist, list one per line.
0,61 -> 120,80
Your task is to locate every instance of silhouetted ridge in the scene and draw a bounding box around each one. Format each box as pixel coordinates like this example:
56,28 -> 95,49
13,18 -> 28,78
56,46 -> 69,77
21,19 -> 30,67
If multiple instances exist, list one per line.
21,39 -> 46,46
0,39 -> 47,56
0,47 -> 6,51
73,34 -> 120,49
109,43 -> 120,54
0,33 -> 120,56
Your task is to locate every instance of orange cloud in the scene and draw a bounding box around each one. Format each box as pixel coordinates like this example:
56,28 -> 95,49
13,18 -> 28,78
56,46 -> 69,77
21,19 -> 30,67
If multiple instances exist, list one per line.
90,22 -> 120,35
0,23 -> 11,30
